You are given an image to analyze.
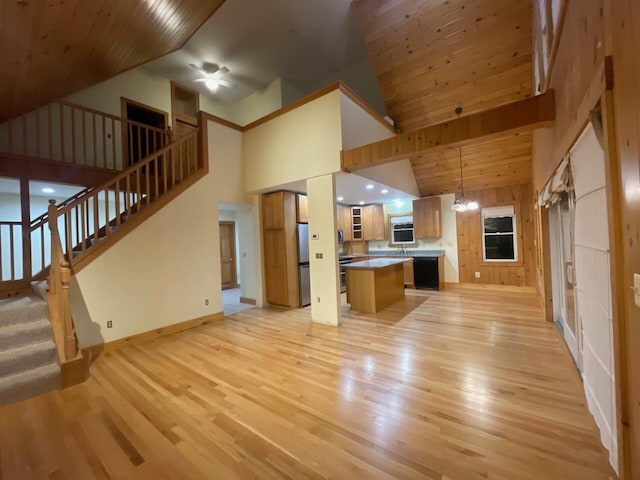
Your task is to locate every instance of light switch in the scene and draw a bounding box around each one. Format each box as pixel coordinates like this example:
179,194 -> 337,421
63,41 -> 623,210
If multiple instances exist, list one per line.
634,273 -> 640,307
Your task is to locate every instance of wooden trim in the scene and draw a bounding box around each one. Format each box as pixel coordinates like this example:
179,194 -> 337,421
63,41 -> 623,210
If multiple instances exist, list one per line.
0,280 -> 33,299
60,352 -> 88,388
244,82 -> 342,130
81,311 -> 224,358
539,205 -> 554,321
0,153 -> 119,187
543,0 -> 569,92
445,282 -> 538,293
601,88 -> 629,477
200,111 -> 244,132
19,178 -> 31,279
198,111 -> 210,171
341,91 -> 556,172
72,167 -> 208,273
239,297 -> 257,305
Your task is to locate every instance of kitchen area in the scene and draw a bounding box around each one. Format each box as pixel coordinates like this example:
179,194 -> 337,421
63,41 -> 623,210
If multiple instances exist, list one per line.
262,174 -> 458,315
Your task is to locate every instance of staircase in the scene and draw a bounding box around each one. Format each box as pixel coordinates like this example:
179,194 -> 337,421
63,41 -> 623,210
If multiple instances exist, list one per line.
0,289 -> 60,407
0,102 -> 206,403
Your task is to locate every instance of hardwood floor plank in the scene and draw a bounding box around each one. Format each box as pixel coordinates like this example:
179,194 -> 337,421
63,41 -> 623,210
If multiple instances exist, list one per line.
0,287 -> 616,479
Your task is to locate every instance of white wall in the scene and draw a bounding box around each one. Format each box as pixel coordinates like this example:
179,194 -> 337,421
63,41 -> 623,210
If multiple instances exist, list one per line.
571,125 -> 617,470
307,174 -> 341,325
229,78 -> 283,127
243,89 -> 342,192
66,68 -> 172,118
368,193 -> 460,283
339,91 -> 394,150
71,119 -> 258,346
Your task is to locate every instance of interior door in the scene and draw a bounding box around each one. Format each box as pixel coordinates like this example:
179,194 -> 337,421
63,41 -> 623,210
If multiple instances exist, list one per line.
219,221 -> 236,290
559,191 -> 581,368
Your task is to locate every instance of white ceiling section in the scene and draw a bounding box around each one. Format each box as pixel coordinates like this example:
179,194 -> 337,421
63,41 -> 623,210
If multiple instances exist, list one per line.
144,0 -> 385,111
0,178 -> 85,198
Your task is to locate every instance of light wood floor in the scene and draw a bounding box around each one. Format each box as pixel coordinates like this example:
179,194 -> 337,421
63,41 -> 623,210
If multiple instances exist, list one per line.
0,287 -> 616,479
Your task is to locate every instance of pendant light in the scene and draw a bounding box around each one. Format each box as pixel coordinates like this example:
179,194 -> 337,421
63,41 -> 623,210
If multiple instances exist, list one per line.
451,107 -> 478,212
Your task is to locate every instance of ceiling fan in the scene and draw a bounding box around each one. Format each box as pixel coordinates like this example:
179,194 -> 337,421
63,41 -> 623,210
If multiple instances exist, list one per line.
188,62 -> 234,92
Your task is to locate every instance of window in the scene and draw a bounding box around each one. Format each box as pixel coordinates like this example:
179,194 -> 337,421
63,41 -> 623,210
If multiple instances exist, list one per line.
482,206 -> 517,262
390,215 -> 414,245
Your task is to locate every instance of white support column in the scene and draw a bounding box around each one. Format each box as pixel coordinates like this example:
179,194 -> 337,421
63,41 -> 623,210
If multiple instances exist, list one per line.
307,174 -> 341,326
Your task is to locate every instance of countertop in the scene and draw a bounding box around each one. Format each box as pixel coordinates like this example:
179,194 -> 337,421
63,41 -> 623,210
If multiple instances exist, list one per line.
342,258 -> 409,269
340,250 -> 445,260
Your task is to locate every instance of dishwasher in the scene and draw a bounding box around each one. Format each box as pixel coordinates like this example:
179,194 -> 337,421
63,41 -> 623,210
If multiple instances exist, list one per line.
413,257 -> 439,290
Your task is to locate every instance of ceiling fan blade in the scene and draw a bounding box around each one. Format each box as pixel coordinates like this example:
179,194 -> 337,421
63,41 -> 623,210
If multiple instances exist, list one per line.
194,78 -> 206,82
215,78 -> 235,88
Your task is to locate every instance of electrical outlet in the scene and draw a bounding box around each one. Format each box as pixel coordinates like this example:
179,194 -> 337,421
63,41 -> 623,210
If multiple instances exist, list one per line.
107,320 -> 113,328
316,297 -> 321,303
315,253 -> 323,259
205,299 -> 209,306
312,233 -> 319,240
475,272 -> 481,278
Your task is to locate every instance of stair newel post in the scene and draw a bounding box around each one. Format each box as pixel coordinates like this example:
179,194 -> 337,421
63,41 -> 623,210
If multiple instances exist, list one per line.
59,260 -> 78,360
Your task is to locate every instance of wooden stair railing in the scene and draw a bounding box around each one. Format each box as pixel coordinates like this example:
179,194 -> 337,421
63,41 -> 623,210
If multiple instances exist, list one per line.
43,126 -> 202,386
1,100 -> 123,170
47,128 -> 200,271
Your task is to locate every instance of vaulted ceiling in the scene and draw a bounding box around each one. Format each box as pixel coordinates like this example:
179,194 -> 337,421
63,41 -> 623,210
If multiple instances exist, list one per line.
0,0 -> 225,122
353,0 -> 534,195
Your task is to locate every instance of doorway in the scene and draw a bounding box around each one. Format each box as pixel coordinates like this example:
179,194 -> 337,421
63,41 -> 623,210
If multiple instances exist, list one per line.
549,190 -> 580,367
121,98 -> 168,167
219,221 -> 237,290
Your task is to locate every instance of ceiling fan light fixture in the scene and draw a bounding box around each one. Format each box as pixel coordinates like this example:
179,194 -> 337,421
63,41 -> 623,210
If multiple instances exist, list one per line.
466,200 -> 479,211
204,78 -> 219,91
451,199 -> 467,212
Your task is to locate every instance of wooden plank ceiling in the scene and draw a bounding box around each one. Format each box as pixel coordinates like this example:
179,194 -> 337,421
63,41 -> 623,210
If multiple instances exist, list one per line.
353,0 -> 534,195
0,0 -> 225,123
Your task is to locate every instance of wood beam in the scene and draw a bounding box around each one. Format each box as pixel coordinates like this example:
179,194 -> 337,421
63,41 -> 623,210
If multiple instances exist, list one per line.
341,91 -> 555,172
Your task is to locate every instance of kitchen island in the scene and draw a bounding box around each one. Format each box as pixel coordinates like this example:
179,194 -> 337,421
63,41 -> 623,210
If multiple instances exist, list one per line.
343,258 -> 406,313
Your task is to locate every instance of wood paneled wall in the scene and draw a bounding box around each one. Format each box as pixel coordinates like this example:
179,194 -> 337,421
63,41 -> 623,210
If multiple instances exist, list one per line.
456,184 -> 535,287
531,0 -> 606,190
607,0 -> 640,475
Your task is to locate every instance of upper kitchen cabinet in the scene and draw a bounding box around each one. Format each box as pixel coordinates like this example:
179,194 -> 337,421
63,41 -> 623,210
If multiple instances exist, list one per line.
413,196 -> 442,239
363,204 -> 385,241
296,194 -> 308,223
337,204 -> 353,241
262,191 -> 296,230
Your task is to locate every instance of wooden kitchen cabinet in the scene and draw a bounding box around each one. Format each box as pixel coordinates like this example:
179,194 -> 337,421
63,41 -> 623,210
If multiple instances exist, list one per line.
296,194 -> 308,223
362,205 -> 385,241
261,191 -> 299,308
337,204 -> 353,241
403,259 -> 414,287
413,196 -> 442,239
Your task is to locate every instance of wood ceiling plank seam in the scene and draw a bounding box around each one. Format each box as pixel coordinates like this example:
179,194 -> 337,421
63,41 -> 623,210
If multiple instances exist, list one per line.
362,0 -> 531,63
0,0 -> 20,114
11,0 -> 44,121
412,160 -> 533,179
366,1 -> 532,68
412,152 -> 533,171
381,57 -> 533,113
377,37 -> 532,93
29,0 -> 69,110
62,0 -> 111,100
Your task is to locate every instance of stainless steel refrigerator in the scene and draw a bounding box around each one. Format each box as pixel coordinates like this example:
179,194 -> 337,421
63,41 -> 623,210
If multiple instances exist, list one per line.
297,223 -> 311,307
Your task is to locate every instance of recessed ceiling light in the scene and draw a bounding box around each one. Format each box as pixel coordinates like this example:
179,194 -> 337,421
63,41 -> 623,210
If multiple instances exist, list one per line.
359,201 -> 365,205
381,189 -> 389,194
41,187 -> 55,194
365,184 -> 374,190
394,200 -> 404,208
337,196 -> 344,202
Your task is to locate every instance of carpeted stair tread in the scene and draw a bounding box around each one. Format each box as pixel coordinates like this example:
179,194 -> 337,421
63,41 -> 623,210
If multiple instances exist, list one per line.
0,317 -> 53,351
0,363 -> 60,408
0,295 -> 49,327
0,340 -> 58,378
